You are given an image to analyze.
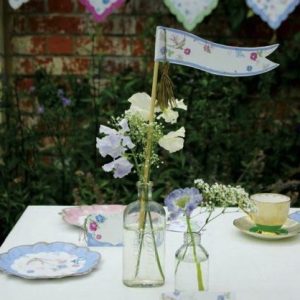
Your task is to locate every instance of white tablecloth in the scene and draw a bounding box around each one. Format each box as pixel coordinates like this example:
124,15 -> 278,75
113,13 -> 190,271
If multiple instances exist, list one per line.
0,206 -> 300,300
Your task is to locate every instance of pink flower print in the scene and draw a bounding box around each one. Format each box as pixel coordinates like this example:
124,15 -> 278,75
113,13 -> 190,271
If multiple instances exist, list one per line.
250,52 -> 258,61
89,221 -> 98,231
204,44 -> 211,53
96,234 -> 102,240
184,48 -> 191,55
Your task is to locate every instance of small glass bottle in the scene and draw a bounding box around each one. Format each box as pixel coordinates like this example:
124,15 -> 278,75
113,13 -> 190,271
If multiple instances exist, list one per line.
175,232 -> 209,293
122,181 -> 166,287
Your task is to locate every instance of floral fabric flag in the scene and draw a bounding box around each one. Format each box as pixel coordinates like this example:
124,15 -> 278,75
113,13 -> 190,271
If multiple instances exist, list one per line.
155,26 -> 279,77
246,0 -> 300,30
9,0 -> 30,9
80,0 -> 126,22
163,0 -> 219,31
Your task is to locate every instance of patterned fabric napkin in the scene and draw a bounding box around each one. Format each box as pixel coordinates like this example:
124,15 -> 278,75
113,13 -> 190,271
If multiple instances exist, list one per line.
161,291 -> 235,300
85,213 -> 123,247
289,211 -> 300,222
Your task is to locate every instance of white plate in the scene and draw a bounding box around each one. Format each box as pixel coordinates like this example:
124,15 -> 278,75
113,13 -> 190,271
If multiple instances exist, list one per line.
0,242 -> 101,279
233,216 -> 300,240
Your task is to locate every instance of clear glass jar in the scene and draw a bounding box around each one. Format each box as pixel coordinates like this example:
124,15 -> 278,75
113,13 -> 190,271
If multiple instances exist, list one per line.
122,181 -> 166,287
175,232 -> 209,293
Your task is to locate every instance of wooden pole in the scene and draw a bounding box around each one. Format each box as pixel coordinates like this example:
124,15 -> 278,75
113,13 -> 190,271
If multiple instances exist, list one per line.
142,61 -> 160,184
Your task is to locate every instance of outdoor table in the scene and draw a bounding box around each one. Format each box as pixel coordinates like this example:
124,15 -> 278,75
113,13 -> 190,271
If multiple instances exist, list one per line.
0,206 -> 299,300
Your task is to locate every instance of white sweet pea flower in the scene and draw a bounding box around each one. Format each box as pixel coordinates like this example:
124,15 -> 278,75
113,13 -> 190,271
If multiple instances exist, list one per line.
157,108 -> 179,124
157,99 -> 187,124
175,99 -> 187,110
125,92 -> 152,121
118,118 -> 129,133
158,127 -> 185,153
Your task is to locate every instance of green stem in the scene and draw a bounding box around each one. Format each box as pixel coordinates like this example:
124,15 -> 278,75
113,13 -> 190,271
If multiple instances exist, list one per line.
187,216 -> 205,291
134,209 -> 147,278
147,209 -> 165,280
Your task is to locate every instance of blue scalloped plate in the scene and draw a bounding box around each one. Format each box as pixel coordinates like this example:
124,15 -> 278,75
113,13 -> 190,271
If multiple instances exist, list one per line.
0,242 -> 101,279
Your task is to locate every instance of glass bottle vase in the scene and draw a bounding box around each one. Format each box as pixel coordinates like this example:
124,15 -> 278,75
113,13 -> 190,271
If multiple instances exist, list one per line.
122,181 -> 166,287
175,232 -> 209,294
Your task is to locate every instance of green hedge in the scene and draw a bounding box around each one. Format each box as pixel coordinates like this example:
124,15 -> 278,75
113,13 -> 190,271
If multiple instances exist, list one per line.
0,31 -> 300,244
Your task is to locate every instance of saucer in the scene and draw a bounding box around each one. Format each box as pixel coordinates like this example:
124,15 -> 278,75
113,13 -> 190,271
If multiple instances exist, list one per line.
233,216 -> 300,240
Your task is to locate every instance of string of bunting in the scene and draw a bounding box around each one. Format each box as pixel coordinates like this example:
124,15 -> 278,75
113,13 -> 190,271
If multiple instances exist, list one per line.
8,0 -> 300,31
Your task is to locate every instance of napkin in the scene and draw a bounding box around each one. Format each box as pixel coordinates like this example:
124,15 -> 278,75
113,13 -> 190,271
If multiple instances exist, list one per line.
161,291 -> 235,300
167,213 -> 204,232
289,211 -> 300,223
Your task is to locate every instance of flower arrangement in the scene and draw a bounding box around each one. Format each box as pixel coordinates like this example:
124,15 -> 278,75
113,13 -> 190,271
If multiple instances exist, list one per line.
96,92 -> 187,179
165,178 -> 252,292
96,90 -> 187,286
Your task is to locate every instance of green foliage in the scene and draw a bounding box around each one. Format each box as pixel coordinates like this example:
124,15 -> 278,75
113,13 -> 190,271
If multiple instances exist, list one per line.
1,16 -> 300,244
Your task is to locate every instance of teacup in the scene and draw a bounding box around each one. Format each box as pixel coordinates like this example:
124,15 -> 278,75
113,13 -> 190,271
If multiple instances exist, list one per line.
250,193 -> 290,232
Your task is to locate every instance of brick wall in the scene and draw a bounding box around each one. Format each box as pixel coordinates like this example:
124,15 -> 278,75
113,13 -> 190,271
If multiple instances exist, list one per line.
4,0 -> 300,91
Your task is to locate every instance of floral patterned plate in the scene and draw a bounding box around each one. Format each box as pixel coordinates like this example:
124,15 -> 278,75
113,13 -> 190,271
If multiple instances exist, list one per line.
0,242 -> 101,279
61,205 -> 125,228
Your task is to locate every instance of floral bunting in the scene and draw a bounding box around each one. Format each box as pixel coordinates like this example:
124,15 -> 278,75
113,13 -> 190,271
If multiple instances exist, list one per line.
8,0 -> 30,9
163,0 -> 219,31
245,0 -> 300,30
79,0 -> 126,22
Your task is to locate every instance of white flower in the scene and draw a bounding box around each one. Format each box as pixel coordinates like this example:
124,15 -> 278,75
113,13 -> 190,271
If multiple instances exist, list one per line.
174,99 -> 187,110
157,108 -> 179,124
158,127 -> 185,153
157,99 -> 187,124
118,118 -> 130,132
125,92 -> 152,121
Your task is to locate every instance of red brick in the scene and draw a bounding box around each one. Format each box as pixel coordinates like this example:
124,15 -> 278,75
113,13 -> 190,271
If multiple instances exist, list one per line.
101,57 -> 142,74
95,37 -> 131,56
62,57 -> 90,74
20,0 -> 45,13
47,36 -> 73,54
74,36 -> 93,55
103,16 -> 137,35
13,56 -> 90,75
28,16 -> 84,34
132,39 -> 147,56
48,0 -> 74,13
12,15 -> 27,33
77,1 -> 87,13
11,36 -> 46,55
134,1 -> 168,14
115,0 -> 135,14
16,78 -> 34,91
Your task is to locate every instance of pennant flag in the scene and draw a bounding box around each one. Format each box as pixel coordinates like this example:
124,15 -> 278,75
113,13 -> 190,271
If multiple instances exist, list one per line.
246,0 -> 300,30
155,26 -> 279,77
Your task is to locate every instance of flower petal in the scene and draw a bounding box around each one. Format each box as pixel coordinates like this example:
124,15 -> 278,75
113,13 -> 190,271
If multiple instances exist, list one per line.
175,99 -> 187,110
126,92 -> 152,121
119,118 -> 129,132
158,108 -> 179,124
158,127 -> 185,153
99,125 -> 117,135
102,157 -> 133,178
96,134 -> 125,158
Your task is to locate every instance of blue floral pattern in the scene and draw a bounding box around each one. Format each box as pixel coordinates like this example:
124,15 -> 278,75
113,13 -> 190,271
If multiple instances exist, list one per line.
154,26 -> 279,77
